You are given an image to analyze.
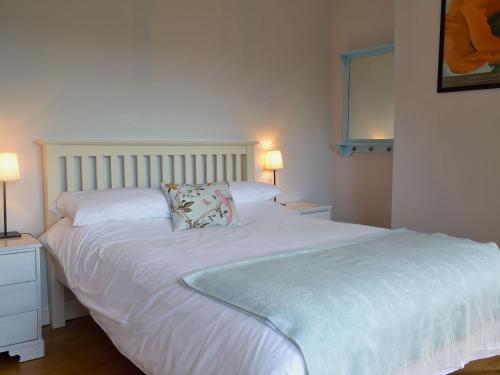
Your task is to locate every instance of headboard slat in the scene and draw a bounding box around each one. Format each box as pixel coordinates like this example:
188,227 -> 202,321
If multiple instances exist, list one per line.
216,154 -> 223,182
236,154 -> 242,181
195,155 -> 203,184
173,155 -> 182,184
81,156 -> 91,190
161,155 -> 171,184
207,155 -> 214,183
96,157 -> 105,190
137,155 -> 146,187
110,156 -> 120,188
185,155 -> 194,184
124,156 -> 133,188
226,155 -> 234,182
150,156 -> 160,187
66,157 -> 76,192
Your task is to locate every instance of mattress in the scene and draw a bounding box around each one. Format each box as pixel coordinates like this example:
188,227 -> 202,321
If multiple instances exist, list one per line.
39,201 -> 500,374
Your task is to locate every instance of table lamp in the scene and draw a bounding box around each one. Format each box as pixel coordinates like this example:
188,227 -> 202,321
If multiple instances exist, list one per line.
0,153 -> 21,239
264,150 -> 283,201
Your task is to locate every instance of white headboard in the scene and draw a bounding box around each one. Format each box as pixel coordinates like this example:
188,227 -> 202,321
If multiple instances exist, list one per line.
36,139 -> 258,229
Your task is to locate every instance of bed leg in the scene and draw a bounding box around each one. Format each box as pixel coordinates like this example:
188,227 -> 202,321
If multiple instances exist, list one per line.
48,255 -> 66,328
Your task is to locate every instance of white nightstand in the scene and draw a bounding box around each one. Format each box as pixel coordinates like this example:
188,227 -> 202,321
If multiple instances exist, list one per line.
0,235 -> 44,362
285,202 -> 332,220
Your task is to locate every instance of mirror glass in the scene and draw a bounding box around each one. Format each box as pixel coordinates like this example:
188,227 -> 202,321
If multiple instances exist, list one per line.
349,53 -> 394,140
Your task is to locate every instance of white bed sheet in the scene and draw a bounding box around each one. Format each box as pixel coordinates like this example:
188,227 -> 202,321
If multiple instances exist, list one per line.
40,201 -> 385,375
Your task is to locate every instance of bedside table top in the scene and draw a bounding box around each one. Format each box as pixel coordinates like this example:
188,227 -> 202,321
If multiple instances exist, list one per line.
0,234 -> 41,252
284,202 -> 331,214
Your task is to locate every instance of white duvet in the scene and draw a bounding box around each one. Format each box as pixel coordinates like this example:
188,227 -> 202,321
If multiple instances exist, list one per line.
41,202 -> 384,374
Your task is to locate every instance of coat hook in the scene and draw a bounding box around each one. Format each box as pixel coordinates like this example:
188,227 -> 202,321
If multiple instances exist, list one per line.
369,146 -> 374,152
387,146 -> 392,152
352,146 -> 357,152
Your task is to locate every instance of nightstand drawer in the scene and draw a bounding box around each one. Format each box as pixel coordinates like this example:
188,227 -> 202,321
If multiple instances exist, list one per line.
302,210 -> 331,220
285,202 -> 332,221
0,251 -> 36,285
0,311 -> 38,347
0,282 -> 37,316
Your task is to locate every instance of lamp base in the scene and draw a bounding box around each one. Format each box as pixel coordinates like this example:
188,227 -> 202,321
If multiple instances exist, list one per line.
0,231 -> 21,239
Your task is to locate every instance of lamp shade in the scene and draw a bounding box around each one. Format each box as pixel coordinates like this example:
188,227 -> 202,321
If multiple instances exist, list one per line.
0,153 -> 20,182
263,150 -> 283,170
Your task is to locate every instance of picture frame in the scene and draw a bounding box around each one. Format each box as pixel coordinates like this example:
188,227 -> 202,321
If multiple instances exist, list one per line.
437,0 -> 500,93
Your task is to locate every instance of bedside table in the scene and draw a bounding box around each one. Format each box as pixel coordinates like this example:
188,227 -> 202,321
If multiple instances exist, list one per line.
285,202 -> 332,220
0,235 -> 44,362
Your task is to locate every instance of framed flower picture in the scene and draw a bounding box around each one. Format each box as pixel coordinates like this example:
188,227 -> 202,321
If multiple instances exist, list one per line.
438,0 -> 500,92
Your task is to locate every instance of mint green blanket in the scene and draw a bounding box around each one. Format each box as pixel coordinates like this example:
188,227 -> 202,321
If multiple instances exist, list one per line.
182,230 -> 500,375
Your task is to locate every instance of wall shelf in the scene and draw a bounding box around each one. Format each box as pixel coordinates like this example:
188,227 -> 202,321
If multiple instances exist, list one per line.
337,141 -> 393,157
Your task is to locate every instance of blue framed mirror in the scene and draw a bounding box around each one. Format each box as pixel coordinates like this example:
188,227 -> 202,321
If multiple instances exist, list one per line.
338,44 -> 394,157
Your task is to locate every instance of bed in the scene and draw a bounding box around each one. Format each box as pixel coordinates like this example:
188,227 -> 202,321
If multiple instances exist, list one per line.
37,139 -> 500,375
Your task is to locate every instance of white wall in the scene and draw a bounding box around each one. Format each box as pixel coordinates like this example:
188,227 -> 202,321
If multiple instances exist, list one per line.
0,0 -> 333,316
331,0 -> 394,228
0,0 -> 334,234
393,0 -> 500,244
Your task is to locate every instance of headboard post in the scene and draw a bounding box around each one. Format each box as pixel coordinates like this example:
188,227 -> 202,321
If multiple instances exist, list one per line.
40,143 -> 63,229
245,144 -> 255,181
36,139 -> 258,230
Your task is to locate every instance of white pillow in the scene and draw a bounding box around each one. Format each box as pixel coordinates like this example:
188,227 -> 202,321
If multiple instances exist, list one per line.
50,188 -> 170,226
229,182 -> 280,205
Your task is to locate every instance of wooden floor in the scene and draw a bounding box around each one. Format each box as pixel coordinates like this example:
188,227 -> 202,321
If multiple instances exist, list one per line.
0,317 -> 498,374
0,317 -> 142,375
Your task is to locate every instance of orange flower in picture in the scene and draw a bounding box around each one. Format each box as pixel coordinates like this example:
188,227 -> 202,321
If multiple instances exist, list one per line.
439,0 -> 500,91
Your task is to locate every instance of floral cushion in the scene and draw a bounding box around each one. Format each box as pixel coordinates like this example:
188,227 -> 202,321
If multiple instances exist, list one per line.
162,182 -> 238,231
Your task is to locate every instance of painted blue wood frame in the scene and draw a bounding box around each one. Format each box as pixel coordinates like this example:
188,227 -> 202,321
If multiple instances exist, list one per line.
338,43 -> 395,157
